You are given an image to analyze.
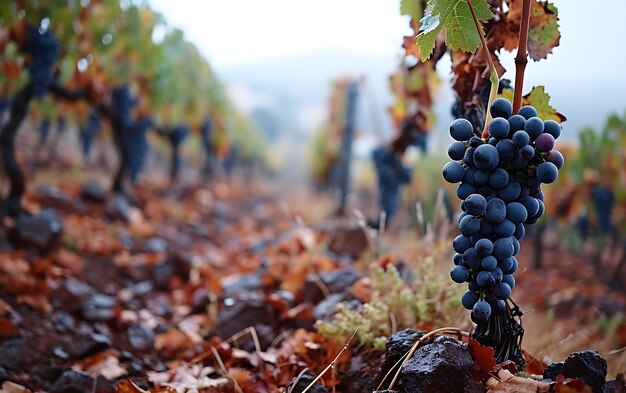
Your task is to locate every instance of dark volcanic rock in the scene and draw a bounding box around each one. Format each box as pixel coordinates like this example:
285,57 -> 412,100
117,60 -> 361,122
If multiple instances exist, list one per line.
126,323 -> 155,353
302,268 -> 363,303
398,336 -> 473,393
80,181 -> 108,203
53,278 -> 96,313
8,209 -> 63,252
544,350 -> 607,393
38,184 -> 85,214
381,329 -> 425,377
217,292 -> 278,350
71,332 -> 111,358
105,195 -> 130,222
328,226 -> 369,259
605,374 -> 626,393
82,294 -> 118,321
50,369 -> 94,393
286,369 -> 329,393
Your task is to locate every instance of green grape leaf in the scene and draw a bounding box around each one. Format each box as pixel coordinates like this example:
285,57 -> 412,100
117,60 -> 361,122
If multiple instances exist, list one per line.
499,86 -> 566,123
400,0 -> 423,20
416,0 -> 494,61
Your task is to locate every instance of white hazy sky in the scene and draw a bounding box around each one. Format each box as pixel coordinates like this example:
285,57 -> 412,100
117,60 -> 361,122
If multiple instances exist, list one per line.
149,0 -> 626,135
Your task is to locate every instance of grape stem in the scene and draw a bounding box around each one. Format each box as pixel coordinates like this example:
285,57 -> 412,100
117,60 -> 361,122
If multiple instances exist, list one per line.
465,0 -> 499,139
513,0 -> 532,112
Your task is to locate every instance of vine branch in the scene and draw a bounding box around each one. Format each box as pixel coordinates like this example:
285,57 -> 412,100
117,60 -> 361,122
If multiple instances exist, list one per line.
465,0 -> 499,138
513,0 -> 532,112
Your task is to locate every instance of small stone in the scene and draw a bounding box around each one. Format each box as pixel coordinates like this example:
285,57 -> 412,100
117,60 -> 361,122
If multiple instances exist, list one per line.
313,293 -> 346,321
80,181 -> 108,203
82,294 -> 118,321
105,195 -> 130,222
38,184 -> 85,214
286,369 -> 329,393
328,227 -> 369,259
8,209 -> 63,252
50,369 -> 93,393
126,323 -> 154,353
143,237 -> 168,253
217,292 -> 278,350
71,332 -> 111,359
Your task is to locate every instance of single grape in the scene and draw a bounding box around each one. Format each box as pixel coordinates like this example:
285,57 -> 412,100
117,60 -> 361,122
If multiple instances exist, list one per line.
496,139 -> 517,162
519,196 -> 540,217
469,136 -> 484,148
473,144 -> 500,171
463,167 -> 479,186
472,301 -> 492,321
463,247 -> 481,269
474,170 -> 490,186
461,291 -> 479,310
491,298 -> 507,314
512,130 -> 530,148
453,235 -> 473,253
485,198 -> 506,224
513,223 -> 526,240
457,183 -> 476,200
534,133 -> 555,152
450,118 -> 474,141
475,238 -> 494,257
508,114 -> 526,132
546,150 -> 564,169
477,271 -> 496,288
488,117 -> 510,139
465,194 -> 487,216
451,265 -> 470,283
493,237 -> 515,260
488,168 -> 509,190
543,120 -> 561,139
501,274 -> 516,289
448,141 -> 467,160
442,161 -> 466,183
481,255 -> 498,270
493,282 -> 512,300
536,162 -> 558,183
488,137 -> 498,146
459,215 -> 481,236
454,253 -> 464,265
524,117 -> 544,138
490,98 -> 513,119
499,257 -> 518,275
506,202 -> 528,224
494,219 -> 516,237
518,105 -> 538,120
519,145 -> 535,160
499,181 -> 521,202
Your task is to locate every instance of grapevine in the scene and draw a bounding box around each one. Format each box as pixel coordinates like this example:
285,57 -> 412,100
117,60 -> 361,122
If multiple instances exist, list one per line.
409,0 -> 564,364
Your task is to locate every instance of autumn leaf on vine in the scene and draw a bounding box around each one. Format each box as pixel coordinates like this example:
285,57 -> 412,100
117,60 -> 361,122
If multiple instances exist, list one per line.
416,0 -> 494,62
507,0 -> 561,61
500,86 -> 566,122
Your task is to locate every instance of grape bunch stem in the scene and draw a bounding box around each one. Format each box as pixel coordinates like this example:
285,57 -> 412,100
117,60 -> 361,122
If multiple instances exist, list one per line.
465,0 -> 500,139
513,0 -> 532,113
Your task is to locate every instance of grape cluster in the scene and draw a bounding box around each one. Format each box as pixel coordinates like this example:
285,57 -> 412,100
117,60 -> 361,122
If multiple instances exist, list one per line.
26,26 -> 61,97
590,185 -> 614,235
125,116 -> 152,183
443,98 -> 564,322
38,118 -> 51,147
112,84 -> 138,130
372,146 -> 412,221
79,109 -> 101,157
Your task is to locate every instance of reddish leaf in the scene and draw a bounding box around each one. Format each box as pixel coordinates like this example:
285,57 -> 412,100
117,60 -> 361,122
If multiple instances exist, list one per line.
468,338 -> 497,375
554,375 -> 593,393
522,349 -> 548,375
